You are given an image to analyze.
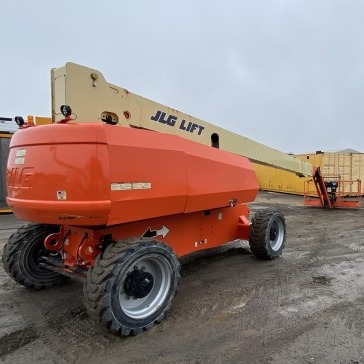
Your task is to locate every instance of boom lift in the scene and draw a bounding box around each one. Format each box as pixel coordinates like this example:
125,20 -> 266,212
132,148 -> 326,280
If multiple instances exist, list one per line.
3,63 -> 313,336
304,167 -> 361,208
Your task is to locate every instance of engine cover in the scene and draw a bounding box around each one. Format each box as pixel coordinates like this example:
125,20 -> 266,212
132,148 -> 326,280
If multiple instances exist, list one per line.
7,123 -> 259,226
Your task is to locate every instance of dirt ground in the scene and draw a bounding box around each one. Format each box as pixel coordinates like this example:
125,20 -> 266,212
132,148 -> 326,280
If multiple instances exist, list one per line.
0,191 -> 364,364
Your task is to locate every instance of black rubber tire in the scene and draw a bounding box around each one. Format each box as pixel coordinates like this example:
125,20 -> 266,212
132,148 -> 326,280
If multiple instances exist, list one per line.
2,223 -> 68,289
84,239 -> 181,336
249,209 -> 286,260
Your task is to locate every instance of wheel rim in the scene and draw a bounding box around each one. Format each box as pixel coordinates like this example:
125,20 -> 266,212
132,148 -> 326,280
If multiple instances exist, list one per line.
269,218 -> 285,251
119,254 -> 172,319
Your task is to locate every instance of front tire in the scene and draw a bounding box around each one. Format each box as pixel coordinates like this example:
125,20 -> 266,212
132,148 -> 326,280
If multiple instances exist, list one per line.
249,209 -> 286,260
2,224 -> 68,289
84,239 -> 181,336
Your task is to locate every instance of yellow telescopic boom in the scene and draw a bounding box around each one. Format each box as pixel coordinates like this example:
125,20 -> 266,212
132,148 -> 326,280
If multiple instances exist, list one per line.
51,62 -> 312,177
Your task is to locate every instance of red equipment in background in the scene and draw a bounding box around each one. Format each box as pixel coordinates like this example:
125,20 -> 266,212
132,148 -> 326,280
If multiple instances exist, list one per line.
304,167 -> 362,208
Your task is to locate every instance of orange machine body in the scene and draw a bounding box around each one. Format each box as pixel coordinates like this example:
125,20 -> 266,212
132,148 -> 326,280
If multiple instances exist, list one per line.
7,123 -> 258,264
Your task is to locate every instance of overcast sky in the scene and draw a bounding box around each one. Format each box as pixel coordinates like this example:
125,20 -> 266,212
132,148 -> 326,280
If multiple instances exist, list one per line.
1,0 -> 364,154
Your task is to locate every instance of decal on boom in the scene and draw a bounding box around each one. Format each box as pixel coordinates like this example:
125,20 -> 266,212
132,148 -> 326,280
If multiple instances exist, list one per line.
151,110 -> 205,136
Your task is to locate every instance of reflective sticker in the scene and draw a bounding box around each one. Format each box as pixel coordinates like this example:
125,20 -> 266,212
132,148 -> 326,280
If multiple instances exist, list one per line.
57,191 -> 67,200
132,182 -> 151,190
111,182 -> 132,191
16,149 -> 26,157
111,182 -> 151,191
15,157 -> 25,165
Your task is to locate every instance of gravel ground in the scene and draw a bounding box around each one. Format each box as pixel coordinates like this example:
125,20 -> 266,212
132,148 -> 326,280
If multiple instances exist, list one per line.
0,191 -> 363,364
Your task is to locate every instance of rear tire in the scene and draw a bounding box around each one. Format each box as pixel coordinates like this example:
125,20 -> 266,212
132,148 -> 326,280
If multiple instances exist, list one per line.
249,209 -> 286,260
84,239 -> 181,336
2,224 -> 68,289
